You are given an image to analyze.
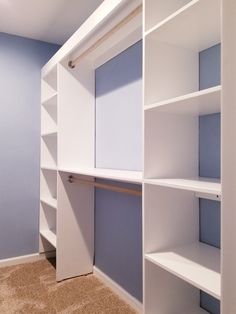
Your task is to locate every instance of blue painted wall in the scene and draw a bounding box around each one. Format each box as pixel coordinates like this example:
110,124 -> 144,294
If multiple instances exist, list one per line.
95,41 -> 143,301
0,33 -> 60,259
199,44 -> 221,313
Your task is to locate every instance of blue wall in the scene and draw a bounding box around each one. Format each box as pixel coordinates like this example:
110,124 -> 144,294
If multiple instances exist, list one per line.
0,33 -> 60,259
199,43 -> 221,313
95,41 -> 143,301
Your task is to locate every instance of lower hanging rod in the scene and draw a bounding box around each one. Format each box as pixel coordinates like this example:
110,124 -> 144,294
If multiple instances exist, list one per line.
68,175 -> 142,197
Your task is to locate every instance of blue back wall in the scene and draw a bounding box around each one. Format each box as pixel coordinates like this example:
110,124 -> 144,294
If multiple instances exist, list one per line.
95,41 -> 143,301
0,33 -> 60,259
199,43 -> 221,314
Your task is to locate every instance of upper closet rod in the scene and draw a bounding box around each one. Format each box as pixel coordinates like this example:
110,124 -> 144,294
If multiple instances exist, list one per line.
68,4 -> 142,69
68,175 -> 142,197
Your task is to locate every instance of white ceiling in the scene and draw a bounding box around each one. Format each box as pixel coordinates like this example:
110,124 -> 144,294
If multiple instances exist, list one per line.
0,0 -> 104,45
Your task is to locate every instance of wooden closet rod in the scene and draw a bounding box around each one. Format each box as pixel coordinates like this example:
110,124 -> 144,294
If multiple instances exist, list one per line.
68,4 -> 142,69
68,175 -> 142,196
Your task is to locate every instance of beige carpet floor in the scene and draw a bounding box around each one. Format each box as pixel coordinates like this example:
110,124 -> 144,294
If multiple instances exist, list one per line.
0,258 -> 137,314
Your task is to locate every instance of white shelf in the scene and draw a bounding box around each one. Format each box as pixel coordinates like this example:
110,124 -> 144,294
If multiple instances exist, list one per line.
183,308 -> 209,314
40,229 -> 57,248
145,242 -> 221,300
146,0 -> 221,51
144,177 -> 221,197
41,165 -> 57,171
145,86 -> 221,115
41,131 -> 57,138
41,196 -> 57,209
42,93 -> 57,107
58,167 -> 142,184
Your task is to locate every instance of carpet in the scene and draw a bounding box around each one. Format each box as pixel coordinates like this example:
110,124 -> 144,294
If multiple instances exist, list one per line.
0,258 -> 137,313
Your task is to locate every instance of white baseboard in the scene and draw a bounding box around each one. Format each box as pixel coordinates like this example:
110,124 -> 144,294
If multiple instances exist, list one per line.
0,251 -> 56,268
93,266 -> 143,313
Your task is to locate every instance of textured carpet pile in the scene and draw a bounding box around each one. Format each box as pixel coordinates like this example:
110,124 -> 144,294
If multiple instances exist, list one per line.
0,258 -> 136,313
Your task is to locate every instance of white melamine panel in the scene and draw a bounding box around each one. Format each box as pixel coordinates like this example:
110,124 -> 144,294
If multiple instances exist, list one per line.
40,169 -> 57,200
145,260 -> 207,314
144,110 -> 198,179
144,184 -> 199,254
41,137 -> 57,169
145,86 -> 221,115
42,65 -> 57,91
145,178 -> 221,197
144,39 -> 198,105
41,80 -> 57,103
146,242 -> 221,300
221,1 -> 236,313
39,203 -> 57,253
41,197 -> 57,209
42,93 -> 57,107
146,0 -> 221,52
41,106 -> 57,135
144,0 -> 191,32
57,172 -> 94,281
40,229 -> 57,248
58,167 -> 142,184
57,60 -> 94,169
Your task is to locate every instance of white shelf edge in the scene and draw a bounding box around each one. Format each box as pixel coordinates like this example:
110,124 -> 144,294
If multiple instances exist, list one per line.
145,0 -> 198,37
40,229 -> 57,248
41,197 -> 57,209
58,167 -> 143,184
42,92 -> 57,106
145,242 -> 221,300
144,177 -> 221,197
41,166 -> 57,171
144,85 -> 221,112
41,131 -> 57,138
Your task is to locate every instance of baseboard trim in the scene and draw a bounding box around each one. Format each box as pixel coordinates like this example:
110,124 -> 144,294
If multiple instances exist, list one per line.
93,266 -> 143,313
0,251 -> 56,268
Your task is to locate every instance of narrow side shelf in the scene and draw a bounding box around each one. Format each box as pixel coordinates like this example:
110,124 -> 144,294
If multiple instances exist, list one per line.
144,178 -> 221,197
145,86 -> 221,115
58,167 -> 142,184
41,131 -> 57,138
145,242 -> 221,300
40,229 -> 57,248
41,166 -> 57,171
41,197 -> 57,209
42,93 -> 57,107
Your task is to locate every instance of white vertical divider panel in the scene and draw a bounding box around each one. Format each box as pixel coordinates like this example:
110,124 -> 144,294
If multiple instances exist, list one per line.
144,184 -> 199,254
144,110 -> 198,179
221,0 -> 236,313
57,59 -> 95,169
57,58 -> 95,281
57,172 -> 94,281
145,261 -> 201,314
144,40 -> 198,105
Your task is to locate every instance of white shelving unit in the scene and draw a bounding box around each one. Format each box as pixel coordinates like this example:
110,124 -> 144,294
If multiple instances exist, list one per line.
40,0 -> 143,283
40,64 -> 58,256
144,0 -> 223,313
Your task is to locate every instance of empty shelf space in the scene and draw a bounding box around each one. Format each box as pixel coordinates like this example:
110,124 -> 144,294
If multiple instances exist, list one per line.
41,196 -> 57,209
42,93 -> 57,107
58,167 -> 142,184
144,177 -> 221,197
183,308 -> 209,314
145,0 -> 220,51
145,242 -> 221,300
40,229 -> 56,248
41,131 -> 57,138
145,86 -> 221,115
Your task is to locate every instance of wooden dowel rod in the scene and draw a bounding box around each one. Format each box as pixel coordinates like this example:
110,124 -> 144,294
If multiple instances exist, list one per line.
68,4 -> 142,69
69,176 -> 142,197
